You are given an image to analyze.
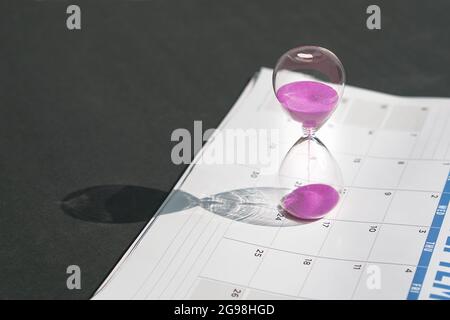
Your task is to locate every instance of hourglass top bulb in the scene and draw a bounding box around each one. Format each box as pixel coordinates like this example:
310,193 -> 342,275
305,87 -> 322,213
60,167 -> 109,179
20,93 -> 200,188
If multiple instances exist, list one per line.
276,81 -> 338,129
273,46 -> 345,131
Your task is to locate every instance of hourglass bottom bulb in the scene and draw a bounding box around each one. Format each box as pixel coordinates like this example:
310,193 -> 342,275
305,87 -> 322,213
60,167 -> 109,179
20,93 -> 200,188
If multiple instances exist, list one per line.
282,184 -> 340,220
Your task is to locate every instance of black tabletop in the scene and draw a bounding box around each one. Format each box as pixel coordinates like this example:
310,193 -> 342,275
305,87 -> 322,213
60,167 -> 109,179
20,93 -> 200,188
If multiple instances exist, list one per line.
1,0 -> 449,299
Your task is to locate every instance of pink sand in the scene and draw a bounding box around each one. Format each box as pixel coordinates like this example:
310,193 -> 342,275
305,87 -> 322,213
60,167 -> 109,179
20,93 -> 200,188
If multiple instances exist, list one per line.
276,81 -> 338,128
282,184 -> 340,220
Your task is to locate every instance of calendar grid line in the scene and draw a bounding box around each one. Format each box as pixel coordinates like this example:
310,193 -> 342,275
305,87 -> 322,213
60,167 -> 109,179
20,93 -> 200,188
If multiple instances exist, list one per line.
350,179 -> 397,299
331,153 -> 450,162
255,91 -> 272,113
277,169 -> 446,194
324,217 -> 431,228
180,94 -> 448,299
194,157 -> 447,194
157,214 -> 216,299
342,185 -> 444,194
330,104 -> 408,299
336,96 -> 352,123
419,108 -> 438,159
426,108 -> 446,160
222,236 -> 418,268
93,68 -> 450,300
406,107 -> 428,161
199,141 -> 449,171
245,249 -> 270,290
181,220 -> 233,299
296,216 -> 337,297
444,119 -> 450,159
245,208 -> 288,291
407,170 -> 450,300
129,209 -> 198,299
142,211 -> 205,299
172,220 -> 222,299
184,219 -> 234,298
197,275 -> 307,300
431,110 -> 449,159
132,210 -> 202,299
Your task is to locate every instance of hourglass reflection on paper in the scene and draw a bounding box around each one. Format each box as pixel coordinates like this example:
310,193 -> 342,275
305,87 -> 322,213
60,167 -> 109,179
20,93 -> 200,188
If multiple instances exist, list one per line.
273,46 -> 345,220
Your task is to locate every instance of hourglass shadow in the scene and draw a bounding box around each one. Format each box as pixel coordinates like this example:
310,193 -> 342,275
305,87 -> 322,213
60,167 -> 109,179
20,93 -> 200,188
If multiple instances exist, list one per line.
61,185 -> 170,223
175,187 -> 312,227
61,185 -> 313,226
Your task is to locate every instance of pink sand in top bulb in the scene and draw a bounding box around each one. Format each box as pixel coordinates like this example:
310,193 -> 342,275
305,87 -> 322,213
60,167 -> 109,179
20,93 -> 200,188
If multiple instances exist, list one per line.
276,81 -> 338,128
282,184 -> 340,220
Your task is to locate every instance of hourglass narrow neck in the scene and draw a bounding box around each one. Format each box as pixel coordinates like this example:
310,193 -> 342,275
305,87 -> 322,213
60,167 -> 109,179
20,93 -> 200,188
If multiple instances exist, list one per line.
302,126 -> 317,137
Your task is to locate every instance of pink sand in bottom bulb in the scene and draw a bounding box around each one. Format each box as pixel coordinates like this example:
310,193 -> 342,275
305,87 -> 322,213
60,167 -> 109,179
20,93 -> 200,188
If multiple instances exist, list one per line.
276,81 -> 338,128
282,184 -> 340,220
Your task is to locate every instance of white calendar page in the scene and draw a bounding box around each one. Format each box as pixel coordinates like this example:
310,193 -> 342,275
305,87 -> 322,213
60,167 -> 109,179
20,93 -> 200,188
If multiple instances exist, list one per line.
93,68 -> 450,300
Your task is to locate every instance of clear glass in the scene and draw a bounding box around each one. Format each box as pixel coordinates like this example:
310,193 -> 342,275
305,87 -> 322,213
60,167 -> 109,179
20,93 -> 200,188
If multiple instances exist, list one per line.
273,46 -> 345,220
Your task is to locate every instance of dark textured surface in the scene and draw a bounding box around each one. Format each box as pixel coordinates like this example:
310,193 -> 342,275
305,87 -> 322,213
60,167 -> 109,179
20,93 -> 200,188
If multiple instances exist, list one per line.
0,0 -> 449,299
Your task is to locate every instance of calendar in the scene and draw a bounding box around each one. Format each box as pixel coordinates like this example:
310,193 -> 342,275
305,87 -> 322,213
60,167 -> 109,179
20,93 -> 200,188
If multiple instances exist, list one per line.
92,68 -> 450,300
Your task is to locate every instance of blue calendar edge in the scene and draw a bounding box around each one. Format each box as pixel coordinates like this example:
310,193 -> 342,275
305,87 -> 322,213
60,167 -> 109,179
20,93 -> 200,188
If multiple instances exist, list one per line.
407,170 -> 450,300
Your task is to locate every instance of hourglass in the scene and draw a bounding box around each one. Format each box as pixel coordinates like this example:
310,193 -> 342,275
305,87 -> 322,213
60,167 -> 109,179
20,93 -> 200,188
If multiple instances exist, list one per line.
273,46 -> 345,220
